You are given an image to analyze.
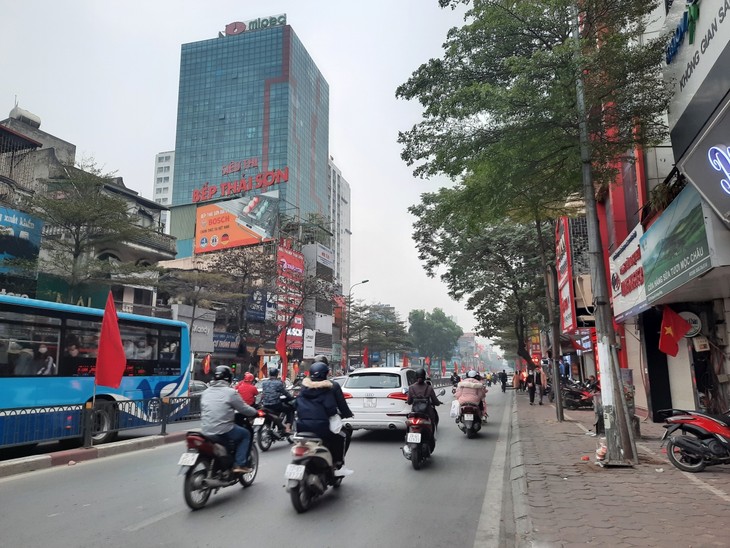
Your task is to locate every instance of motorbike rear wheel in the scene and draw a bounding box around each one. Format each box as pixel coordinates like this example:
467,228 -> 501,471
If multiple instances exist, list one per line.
666,435 -> 707,473
290,479 -> 314,513
466,426 -> 476,439
239,445 -> 259,487
411,445 -> 422,470
257,426 -> 273,452
183,458 -> 212,510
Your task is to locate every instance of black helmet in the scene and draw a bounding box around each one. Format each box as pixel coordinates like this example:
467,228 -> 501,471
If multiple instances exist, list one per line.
213,365 -> 233,383
313,354 -> 329,365
268,367 -> 279,377
310,362 -> 329,381
415,368 -> 427,381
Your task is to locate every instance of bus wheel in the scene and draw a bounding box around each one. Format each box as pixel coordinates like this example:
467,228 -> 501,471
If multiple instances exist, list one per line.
91,403 -> 118,444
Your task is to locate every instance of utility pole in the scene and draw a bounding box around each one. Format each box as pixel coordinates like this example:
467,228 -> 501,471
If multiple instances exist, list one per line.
571,4 -> 637,465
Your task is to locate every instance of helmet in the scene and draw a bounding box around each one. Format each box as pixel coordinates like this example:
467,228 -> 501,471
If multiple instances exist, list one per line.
313,354 -> 329,365
415,368 -> 427,381
310,362 -> 330,381
243,372 -> 254,382
268,367 -> 279,377
467,370 -> 478,379
213,365 -> 233,383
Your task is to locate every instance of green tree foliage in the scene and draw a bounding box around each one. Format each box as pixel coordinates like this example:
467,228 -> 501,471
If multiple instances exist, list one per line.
408,308 -> 463,363
398,0 -> 670,189
364,305 -> 413,362
22,161 -> 158,302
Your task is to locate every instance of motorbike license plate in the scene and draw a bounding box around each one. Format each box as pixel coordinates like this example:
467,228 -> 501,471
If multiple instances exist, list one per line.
177,452 -> 198,466
463,414 -> 474,421
253,417 -> 265,426
285,464 -> 306,480
407,432 -> 421,443
364,397 -> 377,408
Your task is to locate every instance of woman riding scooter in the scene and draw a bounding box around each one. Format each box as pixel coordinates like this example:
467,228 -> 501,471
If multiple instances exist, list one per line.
455,370 -> 488,421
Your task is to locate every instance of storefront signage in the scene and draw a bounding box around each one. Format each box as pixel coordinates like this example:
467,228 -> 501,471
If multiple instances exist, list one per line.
664,0 -> 730,132
225,14 -> 286,36
666,0 -> 701,65
679,95 -> 730,227
640,186 -> 712,302
222,158 -> 259,176
610,225 -> 649,322
556,217 -> 577,333
679,311 -> 702,337
0,206 -> 43,276
213,332 -> 240,351
191,167 -> 289,203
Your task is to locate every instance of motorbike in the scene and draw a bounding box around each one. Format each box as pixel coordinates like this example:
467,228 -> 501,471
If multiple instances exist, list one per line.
562,380 -> 596,410
661,408 -> 730,473
255,396 -> 296,451
401,388 -> 446,470
179,416 -> 259,510
285,432 -> 343,513
456,401 -> 483,438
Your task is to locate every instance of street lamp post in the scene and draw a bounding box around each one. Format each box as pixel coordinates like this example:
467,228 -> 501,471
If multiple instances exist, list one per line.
345,279 -> 369,373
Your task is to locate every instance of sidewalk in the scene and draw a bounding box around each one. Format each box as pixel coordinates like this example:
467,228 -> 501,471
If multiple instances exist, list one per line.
510,388 -> 729,548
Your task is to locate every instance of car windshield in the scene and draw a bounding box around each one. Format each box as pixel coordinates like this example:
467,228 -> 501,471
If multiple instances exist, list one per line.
345,373 -> 401,389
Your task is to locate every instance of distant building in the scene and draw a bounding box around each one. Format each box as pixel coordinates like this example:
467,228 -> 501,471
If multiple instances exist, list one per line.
153,151 -> 174,234
328,156 -> 351,294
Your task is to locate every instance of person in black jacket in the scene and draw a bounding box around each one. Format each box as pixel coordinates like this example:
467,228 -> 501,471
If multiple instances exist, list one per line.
314,355 -> 354,457
296,357 -> 354,477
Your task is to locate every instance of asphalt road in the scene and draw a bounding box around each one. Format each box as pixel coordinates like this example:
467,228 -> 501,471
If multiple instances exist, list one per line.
0,388 -> 515,548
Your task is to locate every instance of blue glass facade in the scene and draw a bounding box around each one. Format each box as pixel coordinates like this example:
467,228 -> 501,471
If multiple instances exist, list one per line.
171,25 -> 329,255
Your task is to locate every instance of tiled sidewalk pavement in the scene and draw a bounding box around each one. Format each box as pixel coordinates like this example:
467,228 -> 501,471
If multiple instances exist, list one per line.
511,388 -> 730,548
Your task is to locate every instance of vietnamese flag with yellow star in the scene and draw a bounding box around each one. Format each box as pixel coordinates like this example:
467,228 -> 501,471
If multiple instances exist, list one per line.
658,306 -> 691,357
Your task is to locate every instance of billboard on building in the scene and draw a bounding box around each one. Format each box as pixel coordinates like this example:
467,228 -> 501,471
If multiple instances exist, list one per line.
556,217 -> 577,333
194,191 -> 278,254
276,244 -> 304,349
0,207 -> 43,276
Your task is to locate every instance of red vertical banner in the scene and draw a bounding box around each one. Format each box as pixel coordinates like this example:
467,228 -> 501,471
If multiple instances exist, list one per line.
402,354 -> 408,367
276,329 -> 288,380
362,346 -> 369,367
202,354 -> 211,375
95,292 -> 126,389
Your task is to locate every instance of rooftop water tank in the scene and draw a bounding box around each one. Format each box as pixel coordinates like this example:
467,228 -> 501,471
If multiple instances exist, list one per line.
9,106 -> 41,128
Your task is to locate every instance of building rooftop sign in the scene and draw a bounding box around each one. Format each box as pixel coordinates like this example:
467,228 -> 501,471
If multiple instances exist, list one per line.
225,14 -> 287,36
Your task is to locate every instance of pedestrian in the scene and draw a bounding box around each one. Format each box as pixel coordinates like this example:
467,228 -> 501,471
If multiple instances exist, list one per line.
527,368 -> 537,405
534,364 -> 548,405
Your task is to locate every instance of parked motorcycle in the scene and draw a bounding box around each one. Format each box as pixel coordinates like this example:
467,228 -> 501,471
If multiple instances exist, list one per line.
457,401 -> 483,438
255,396 -> 296,451
179,417 -> 259,510
661,408 -> 730,472
285,432 -> 343,513
562,380 -> 596,410
401,389 -> 446,470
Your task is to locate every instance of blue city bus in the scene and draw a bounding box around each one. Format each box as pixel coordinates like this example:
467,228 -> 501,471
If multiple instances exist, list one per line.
0,294 -> 191,447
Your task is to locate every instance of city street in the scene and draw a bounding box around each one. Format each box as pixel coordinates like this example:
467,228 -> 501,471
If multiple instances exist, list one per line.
0,389 -> 512,548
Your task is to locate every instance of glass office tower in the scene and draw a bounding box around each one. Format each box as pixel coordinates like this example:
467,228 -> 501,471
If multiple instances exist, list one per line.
170,22 -> 329,257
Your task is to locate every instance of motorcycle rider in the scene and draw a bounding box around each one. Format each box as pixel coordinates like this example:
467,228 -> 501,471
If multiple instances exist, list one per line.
450,371 -> 461,386
235,371 -> 259,406
260,366 -> 295,433
407,368 -> 442,431
296,360 -> 354,477
200,365 -> 258,474
455,369 -> 488,420
313,355 -> 354,457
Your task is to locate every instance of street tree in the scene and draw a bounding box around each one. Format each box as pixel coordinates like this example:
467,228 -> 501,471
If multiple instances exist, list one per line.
21,161 -> 159,302
363,306 -> 413,364
408,308 -> 463,366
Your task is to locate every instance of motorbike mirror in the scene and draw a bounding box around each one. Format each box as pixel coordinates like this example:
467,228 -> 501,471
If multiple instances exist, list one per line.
402,387 -> 408,394
438,389 -> 446,396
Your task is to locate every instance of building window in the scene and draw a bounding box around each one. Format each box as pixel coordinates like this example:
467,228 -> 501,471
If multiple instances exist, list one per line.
156,177 -> 163,183
157,167 -> 164,173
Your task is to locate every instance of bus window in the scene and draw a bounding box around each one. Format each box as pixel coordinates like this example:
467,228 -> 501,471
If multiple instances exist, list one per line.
158,329 -> 181,375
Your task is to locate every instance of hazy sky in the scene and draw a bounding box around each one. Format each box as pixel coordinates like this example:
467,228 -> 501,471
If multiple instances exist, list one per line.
1,0 -> 480,332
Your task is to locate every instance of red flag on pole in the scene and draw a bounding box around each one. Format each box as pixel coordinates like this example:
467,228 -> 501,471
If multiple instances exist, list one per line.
659,306 -> 691,357
441,361 -> 446,376
95,292 -> 126,389
276,329 -> 288,380
202,354 -> 211,376
363,346 -> 369,367
402,354 -> 408,367
425,356 -> 430,366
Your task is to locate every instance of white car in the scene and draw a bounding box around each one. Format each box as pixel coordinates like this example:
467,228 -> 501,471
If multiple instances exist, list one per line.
341,367 -> 418,431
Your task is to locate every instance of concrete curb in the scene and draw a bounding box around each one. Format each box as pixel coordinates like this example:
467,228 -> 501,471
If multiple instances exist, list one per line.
0,431 -> 188,479
510,395 -> 534,547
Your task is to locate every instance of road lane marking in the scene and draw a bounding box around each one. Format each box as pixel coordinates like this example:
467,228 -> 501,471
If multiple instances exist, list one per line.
122,508 -> 181,532
473,393 -> 510,548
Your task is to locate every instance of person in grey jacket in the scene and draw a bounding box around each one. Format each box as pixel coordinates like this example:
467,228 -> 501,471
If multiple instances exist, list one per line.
201,365 -> 258,474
